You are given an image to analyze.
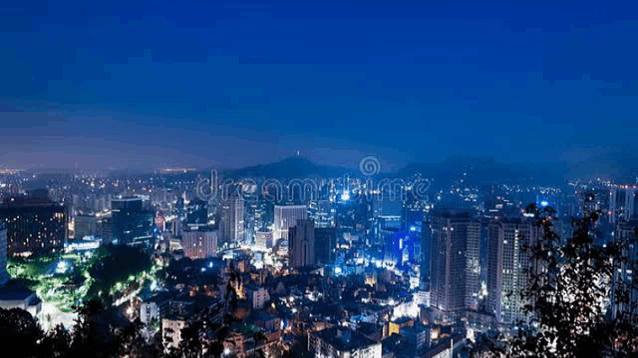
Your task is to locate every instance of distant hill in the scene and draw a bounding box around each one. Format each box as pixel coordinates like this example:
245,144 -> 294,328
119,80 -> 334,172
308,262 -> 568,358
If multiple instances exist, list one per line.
218,155 -> 568,186
397,156 -> 568,186
223,156 -> 355,179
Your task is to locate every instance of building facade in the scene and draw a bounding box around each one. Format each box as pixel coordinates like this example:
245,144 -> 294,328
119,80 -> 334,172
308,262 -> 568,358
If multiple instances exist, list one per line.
181,226 -> 218,259
289,219 -> 315,268
273,205 -> 307,241
487,218 -> 539,325
220,198 -> 245,243
0,192 -> 67,257
429,212 -> 481,317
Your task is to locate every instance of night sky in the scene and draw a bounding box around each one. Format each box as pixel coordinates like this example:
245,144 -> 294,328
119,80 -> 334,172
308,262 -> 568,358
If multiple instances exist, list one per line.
1,0 -> 637,172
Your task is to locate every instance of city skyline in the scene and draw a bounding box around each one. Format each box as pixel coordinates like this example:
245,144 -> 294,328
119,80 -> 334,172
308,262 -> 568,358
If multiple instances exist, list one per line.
2,1 -> 638,357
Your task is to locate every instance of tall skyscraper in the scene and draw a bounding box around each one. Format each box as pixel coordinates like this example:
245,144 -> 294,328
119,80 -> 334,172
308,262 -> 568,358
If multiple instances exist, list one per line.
610,186 -> 638,224
430,211 -> 481,317
420,217 -> 432,284
111,197 -> 153,245
273,205 -> 307,241
0,224 -> 8,286
220,198 -> 245,243
611,220 -> 638,320
487,218 -> 539,324
289,219 -> 315,268
0,191 -> 67,257
314,227 -> 336,264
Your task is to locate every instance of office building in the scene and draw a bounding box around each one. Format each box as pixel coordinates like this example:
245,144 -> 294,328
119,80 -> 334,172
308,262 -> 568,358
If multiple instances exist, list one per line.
430,211 -> 481,316
0,224 -> 8,286
315,227 -> 337,264
273,205 -> 307,241
0,191 -> 67,257
611,220 -> 638,320
487,218 -> 539,325
181,226 -> 218,259
255,230 -> 273,249
289,219 -> 315,268
220,198 -> 245,243
111,197 -> 153,245
610,186 -> 638,224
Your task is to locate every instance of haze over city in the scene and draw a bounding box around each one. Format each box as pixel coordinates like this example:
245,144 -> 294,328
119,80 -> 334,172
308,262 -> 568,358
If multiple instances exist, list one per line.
1,1 -> 638,358
2,0 -> 638,175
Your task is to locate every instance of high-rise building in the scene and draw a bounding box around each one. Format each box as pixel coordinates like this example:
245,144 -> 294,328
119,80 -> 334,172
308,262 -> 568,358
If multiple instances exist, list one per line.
273,205 -> 307,241
420,217 -> 432,284
181,226 -> 218,259
487,218 -> 539,325
610,186 -> 638,224
0,191 -> 67,257
111,197 -> 153,245
220,198 -> 245,243
0,224 -> 8,286
310,200 -> 335,228
611,220 -> 638,320
185,199 -> 208,225
289,219 -> 315,268
314,227 -> 336,264
429,211 -> 481,316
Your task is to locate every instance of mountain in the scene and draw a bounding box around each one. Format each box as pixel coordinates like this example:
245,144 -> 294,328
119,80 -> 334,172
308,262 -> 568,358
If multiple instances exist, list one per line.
223,156 -> 355,179
215,155 -> 577,187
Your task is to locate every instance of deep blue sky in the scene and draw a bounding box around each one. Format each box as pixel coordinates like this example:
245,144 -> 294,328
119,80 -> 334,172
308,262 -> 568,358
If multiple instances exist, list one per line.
1,0 -> 637,172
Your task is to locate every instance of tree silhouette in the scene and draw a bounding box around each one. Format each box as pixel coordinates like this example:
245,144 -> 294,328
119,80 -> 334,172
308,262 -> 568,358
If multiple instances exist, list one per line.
473,205 -> 638,357
0,307 -> 45,358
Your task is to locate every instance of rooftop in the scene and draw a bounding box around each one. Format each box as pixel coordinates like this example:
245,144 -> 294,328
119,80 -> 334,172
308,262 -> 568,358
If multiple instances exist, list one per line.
313,327 -> 378,352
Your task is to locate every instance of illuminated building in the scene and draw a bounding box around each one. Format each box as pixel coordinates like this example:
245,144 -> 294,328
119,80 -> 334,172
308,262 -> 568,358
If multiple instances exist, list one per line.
181,226 -> 218,259
255,230 -> 273,249
384,229 -> 419,267
0,224 -> 7,286
310,199 -> 335,228
220,198 -> 245,243
273,205 -> 307,241
162,314 -> 186,350
610,186 -> 638,224
421,217 -> 432,284
289,219 -> 315,268
111,197 -> 153,245
430,211 -> 481,317
388,316 -> 413,335
251,287 -> 270,310
0,190 -> 67,257
308,327 -> 382,358
487,218 -> 539,324
185,199 -> 207,224
611,220 -> 638,320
